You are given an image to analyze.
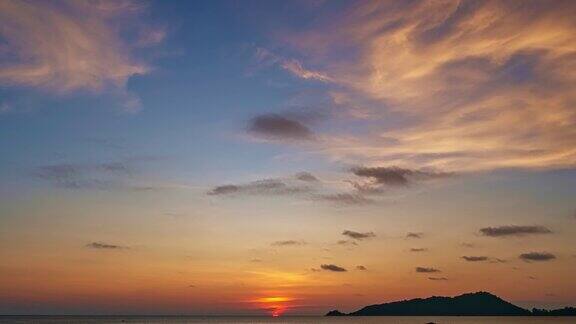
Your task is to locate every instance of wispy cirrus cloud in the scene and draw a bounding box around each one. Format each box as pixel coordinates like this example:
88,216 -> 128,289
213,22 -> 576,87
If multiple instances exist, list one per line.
207,176 -> 317,197
254,47 -> 332,82
0,0 -> 163,111
33,161 -> 132,190
32,157 -> 167,191
207,172 -> 378,206
267,0 -> 576,172
313,193 -> 373,206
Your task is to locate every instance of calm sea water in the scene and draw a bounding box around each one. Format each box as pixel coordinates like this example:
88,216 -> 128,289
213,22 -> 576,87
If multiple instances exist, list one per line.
1,316 -> 574,324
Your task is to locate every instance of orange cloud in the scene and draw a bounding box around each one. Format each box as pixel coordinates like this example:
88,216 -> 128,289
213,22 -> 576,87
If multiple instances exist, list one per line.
278,0 -> 576,171
255,47 -> 332,82
0,0 -> 160,111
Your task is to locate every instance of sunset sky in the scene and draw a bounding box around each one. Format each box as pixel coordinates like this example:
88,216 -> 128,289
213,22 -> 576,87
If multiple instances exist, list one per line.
1,0 -> 575,316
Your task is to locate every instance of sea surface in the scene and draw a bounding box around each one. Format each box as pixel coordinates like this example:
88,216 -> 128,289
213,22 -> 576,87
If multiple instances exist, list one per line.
1,316 -> 575,324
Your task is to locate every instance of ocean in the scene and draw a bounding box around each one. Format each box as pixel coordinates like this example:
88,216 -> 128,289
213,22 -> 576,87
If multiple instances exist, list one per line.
1,316 -> 575,324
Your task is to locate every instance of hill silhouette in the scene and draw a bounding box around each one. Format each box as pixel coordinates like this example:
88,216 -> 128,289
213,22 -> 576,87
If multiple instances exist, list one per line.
326,291 -> 576,316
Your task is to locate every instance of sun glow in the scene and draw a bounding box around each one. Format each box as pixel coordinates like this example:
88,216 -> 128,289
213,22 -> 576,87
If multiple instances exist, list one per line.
256,296 -> 293,303
271,306 -> 285,317
253,296 -> 293,317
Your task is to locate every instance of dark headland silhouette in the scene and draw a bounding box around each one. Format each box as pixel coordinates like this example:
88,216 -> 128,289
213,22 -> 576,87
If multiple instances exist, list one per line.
326,291 -> 576,316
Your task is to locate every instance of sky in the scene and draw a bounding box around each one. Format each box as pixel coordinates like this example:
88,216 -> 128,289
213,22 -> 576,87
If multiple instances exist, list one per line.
0,0 -> 575,316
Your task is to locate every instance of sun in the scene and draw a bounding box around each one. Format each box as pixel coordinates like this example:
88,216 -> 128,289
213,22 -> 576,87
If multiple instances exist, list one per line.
253,296 -> 293,317
271,306 -> 285,317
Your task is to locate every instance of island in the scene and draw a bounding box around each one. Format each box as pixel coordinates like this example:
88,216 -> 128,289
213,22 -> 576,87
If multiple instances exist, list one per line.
326,291 -> 576,316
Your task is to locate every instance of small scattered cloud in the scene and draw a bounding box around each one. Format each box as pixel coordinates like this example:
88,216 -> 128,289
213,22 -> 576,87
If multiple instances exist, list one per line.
416,267 -> 440,273
314,193 -> 373,205
32,158 -> 160,191
410,248 -> 427,252
248,114 -> 314,141
346,180 -> 385,195
352,166 -> 452,187
428,277 -> 448,281
461,243 -> 476,248
208,178 -> 313,196
462,256 -> 506,263
462,256 -> 489,262
355,265 -> 367,271
491,258 -> 507,264
249,258 -> 262,263
208,185 -> 241,195
86,242 -> 127,250
519,252 -> 556,262
34,162 -> 131,190
480,225 -> 552,237
271,240 -> 306,247
342,230 -> 376,240
208,173 -> 376,207
295,172 -> 318,182
321,264 -> 347,272
406,232 -> 423,239
337,240 -> 358,246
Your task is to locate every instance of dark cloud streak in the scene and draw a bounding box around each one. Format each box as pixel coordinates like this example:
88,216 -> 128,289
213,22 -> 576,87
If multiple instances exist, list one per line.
86,242 -> 127,250
416,267 -> 440,273
352,166 -> 452,186
314,193 -> 373,205
321,264 -> 347,272
519,252 -> 556,262
342,230 -> 376,240
462,256 -> 489,262
208,179 -> 313,196
480,225 -> 552,237
271,240 -> 306,246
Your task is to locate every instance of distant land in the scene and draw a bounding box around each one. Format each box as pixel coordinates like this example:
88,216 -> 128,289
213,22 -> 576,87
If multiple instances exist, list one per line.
326,292 -> 576,316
